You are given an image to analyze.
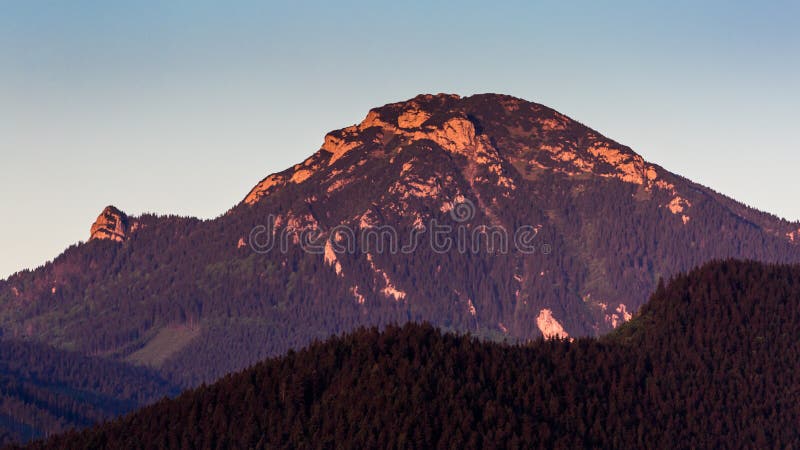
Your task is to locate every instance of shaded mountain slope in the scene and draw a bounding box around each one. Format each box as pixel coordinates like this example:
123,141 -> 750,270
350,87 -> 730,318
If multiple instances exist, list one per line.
20,260 -> 800,449
0,340 -> 177,446
1,94 -> 799,388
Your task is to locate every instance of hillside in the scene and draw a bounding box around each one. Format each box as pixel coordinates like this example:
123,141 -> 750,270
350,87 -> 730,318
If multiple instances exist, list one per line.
1,94 -> 799,390
19,260 -> 800,449
0,340 -> 177,446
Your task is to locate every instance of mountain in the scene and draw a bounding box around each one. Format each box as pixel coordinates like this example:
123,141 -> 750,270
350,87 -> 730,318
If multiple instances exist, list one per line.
1,93 -> 799,389
19,260 -> 800,449
0,340 -> 176,446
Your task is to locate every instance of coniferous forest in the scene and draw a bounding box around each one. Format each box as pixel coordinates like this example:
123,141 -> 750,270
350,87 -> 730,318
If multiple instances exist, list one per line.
0,341 -> 176,445
15,260 -> 800,449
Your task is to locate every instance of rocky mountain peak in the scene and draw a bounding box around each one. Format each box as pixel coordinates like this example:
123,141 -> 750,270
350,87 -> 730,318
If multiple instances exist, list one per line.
89,206 -> 130,242
243,94 -> 682,211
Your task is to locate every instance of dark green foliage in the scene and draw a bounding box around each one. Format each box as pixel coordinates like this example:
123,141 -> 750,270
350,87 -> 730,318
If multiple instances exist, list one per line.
21,260 -> 800,449
0,340 -> 177,446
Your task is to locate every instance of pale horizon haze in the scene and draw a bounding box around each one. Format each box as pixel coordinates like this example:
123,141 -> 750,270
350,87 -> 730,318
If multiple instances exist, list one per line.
1,1 -> 798,278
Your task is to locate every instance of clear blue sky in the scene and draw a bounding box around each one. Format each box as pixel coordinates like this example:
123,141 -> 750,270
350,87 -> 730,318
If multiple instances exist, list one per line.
1,1 -> 798,278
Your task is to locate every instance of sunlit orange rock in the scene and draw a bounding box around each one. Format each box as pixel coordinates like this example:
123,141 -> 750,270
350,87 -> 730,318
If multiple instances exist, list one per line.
89,206 -> 130,242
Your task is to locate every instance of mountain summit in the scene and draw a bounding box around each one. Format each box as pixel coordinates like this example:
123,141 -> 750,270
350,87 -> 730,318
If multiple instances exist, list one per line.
2,93 -> 799,387
244,94 -> 680,216
245,93 -> 679,213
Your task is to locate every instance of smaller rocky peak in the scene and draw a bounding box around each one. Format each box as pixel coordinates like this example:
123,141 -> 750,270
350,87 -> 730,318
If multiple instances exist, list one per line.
90,206 -> 130,242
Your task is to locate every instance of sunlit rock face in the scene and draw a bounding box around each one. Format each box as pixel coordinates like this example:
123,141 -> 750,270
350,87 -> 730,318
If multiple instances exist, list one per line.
536,309 -> 569,339
89,206 -> 130,242
241,93 -> 693,212
244,174 -> 286,205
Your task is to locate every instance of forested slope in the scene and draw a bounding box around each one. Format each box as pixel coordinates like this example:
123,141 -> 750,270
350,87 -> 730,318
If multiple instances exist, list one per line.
21,260 -> 800,449
0,340 -> 177,446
